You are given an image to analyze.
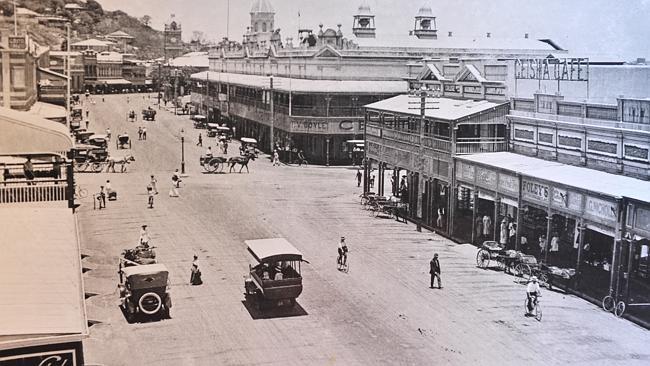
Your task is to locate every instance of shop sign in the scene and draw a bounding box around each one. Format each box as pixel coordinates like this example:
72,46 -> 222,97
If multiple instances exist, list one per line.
456,161 -> 475,181
585,196 -> 618,223
514,58 -> 588,81
498,174 -> 518,194
475,167 -> 497,189
0,349 -> 77,366
635,206 -> 650,232
366,125 -> 382,138
290,120 -> 329,133
522,180 -> 549,202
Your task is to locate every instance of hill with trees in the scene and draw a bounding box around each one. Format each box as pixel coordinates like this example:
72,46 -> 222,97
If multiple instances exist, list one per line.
0,0 -> 165,59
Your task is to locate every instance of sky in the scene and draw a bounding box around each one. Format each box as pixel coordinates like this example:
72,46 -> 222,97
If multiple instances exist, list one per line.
97,0 -> 650,61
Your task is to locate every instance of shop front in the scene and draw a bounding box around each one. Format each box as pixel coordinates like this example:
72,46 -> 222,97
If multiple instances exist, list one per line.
454,152 -> 628,304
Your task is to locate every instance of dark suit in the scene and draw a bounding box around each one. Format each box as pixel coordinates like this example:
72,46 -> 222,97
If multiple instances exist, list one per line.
429,258 -> 442,288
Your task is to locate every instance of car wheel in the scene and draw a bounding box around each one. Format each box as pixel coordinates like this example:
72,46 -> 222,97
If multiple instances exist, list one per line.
138,292 -> 162,315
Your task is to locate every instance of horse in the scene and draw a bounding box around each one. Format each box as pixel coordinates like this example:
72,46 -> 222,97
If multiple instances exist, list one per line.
107,154 -> 136,173
228,152 -> 256,173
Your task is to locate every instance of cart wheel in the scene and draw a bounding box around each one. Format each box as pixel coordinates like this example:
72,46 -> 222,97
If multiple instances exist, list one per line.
206,159 -> 219,173
507,262 -> 516,275
614,301 -> 626,317
91,162 -> 103,173
74,162 -> 88,172
515,264 -> 531,279
373,207 -> 381,218
602,295 -> 615,312
476,250 -> 490,268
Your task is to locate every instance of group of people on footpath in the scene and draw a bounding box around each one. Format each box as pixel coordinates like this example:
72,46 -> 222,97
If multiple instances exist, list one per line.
145,171 -> 182,208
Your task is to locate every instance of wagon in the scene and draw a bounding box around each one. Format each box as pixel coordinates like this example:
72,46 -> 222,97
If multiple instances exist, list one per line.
142,108 -> 156,121
206,123 -> 220,137
216,126 -> 233,142
72,144 -> 108,172
244,238 -> 307,310
88,134 -> 109,149
117,134 -> 132,149
199,155 -> 227,173
476,241 -> 510,270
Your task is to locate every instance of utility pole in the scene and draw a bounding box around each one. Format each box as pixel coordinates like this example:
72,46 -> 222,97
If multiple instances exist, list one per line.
66,23 -> 71,131
13,0 -> 17,35
173,69 -> 178,115
269,75 -> 274,152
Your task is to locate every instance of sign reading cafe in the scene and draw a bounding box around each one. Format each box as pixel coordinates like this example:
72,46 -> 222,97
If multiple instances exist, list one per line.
515,58 -> 589,81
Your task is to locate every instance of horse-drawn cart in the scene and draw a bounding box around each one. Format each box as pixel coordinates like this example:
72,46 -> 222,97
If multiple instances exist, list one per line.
199,155 -> 227,173
142,108 -> 156,121
117,134 -> 132,149
72,144 -> 108,173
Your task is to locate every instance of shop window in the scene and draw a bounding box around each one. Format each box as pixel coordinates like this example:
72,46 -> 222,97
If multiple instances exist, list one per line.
638,244 -> 649,278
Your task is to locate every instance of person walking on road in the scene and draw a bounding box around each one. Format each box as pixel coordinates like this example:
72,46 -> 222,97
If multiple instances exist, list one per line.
273,150 -> 280,166
223,140 -> 228,154
97,185 -> 106,209
170,170 -> 181,197
142,127 -> 147,141
356,169 -> 362,187
429,254 -> 442,289
197,133 -> 202,147
139,225 -> 150,247
190,255 -> 203,285
138,126 -> 143,140
147,184 -> 155,208
150,175 -> 158,194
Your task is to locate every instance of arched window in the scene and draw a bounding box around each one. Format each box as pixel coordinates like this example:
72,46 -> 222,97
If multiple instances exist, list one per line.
262,22 -> 267,32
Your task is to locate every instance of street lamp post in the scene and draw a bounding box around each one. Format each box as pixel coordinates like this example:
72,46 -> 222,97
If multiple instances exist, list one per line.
180,128 -> 185,174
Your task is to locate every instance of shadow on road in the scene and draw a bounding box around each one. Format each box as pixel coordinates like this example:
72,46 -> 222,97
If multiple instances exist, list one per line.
241,298 -> 308,320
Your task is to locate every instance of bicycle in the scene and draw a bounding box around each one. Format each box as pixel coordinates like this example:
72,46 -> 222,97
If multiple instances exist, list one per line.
525,294 -> 542,321
74,185 -> 88,199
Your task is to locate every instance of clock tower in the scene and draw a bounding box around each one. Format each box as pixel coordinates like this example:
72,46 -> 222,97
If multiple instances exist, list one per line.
164,14 -> 183,60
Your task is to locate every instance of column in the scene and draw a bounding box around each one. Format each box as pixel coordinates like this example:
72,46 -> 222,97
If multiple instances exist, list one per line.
514,174 -> 523,251
471,190 -> 478,245
493,196 -> 500,241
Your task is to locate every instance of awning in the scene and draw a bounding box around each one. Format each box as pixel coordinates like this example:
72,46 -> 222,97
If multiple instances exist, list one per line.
28,101 -> 67,121
246,238 -> 303,263
97,78 -> 132,85
191,71 -> 407,94
0,107 -> 73,156
0,204 -> 88,347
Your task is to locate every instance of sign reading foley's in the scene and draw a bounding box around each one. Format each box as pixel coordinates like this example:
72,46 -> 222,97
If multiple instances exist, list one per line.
515,58 -> 589,81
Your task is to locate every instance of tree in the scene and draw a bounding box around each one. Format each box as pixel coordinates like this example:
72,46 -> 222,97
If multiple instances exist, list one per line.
192,31 -> 205,44
0,1 -> 14,17
140,15 -> 151,27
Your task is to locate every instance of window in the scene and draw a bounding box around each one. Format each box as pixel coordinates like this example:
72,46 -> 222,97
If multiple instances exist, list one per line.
262,23 -> 267,32
254,23 -> 258,32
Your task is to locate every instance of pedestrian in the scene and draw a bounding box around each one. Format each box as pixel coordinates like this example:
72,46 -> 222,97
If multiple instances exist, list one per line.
86,109 -> 90,118
550,233 -> 560,262
356,169 -> 362,187
190,255 -> 203,285
273,150 -> 280,166
197,133 -> 202,147
150,175 -> 158,194
23,157 -> 35,185
500,218 -> 508,247
508,222 -> 517,248
369,173 -> 375,188
105,128 -> 111,141
105,179 -> 117,200
142,127 -> 147,141
139,225 -> 150,247
85,119 -> 90,130
539,235 -> 547,257
223,140 -> 228,154
429,253 -> 442,289
170,171 -> 180,197
147,184 -> 155,208
138,126 -> 143,140
98,185 -> 106,209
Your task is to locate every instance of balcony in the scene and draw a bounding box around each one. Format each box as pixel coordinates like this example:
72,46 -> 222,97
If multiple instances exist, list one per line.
455,137 -> 508,155
1,162 -> 72,204
509,110 -> 650,133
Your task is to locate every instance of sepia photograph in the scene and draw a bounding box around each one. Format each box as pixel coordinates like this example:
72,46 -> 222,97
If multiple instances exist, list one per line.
0,0 -> 649,365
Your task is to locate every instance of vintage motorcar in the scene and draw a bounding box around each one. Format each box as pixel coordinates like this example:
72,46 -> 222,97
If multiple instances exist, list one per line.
70,106 -> 83,130
87,134 -> 109,149
142,108 -> 156,121
192,115 -> 207,129
216,126 -> 233,142
239,137 -> 258,156
118,263 -> 171,322
206,123 -> 221,137
244,238 -> 306,310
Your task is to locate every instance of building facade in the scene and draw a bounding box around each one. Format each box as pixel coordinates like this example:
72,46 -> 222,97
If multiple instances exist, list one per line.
0,33 -> 41,110
191,1 -> 561,164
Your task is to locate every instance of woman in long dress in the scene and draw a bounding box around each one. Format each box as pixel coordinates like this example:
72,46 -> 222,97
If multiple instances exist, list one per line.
190,255 -> 202,285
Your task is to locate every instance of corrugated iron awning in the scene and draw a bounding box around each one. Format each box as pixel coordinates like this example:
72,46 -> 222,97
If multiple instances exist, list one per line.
0,107 -> 73,156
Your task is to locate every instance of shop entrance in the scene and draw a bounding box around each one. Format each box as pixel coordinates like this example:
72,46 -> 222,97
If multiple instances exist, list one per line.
578,227 -> 614,301
452,185 -> 474,243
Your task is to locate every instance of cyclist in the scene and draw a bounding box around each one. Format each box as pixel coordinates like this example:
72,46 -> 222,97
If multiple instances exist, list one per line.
337,236 -> 348,266
297,150 -> 306,166
526,276 -> 541,316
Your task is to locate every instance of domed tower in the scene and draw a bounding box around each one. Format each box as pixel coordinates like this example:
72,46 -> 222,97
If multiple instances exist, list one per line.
249,0 -> 275,47
413,3 -> 437,39
352,2 -> 376,38
164,14 -> 183,59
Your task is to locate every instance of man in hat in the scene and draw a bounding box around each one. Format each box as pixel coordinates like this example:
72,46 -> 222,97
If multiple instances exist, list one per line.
337,236 -> 348,267
526,276 -> 541,316
429,254 -> 442,289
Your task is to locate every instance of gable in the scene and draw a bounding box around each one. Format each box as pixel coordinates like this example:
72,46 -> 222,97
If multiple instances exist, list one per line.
416,63 -> 450,82
314,46 -> 342,58
454,64 -> 487,83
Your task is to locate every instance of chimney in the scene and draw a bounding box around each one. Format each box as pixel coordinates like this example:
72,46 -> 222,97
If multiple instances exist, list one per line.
486,32 -> 491,38
524,33 -> 529,39
448,31 -> 452,37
